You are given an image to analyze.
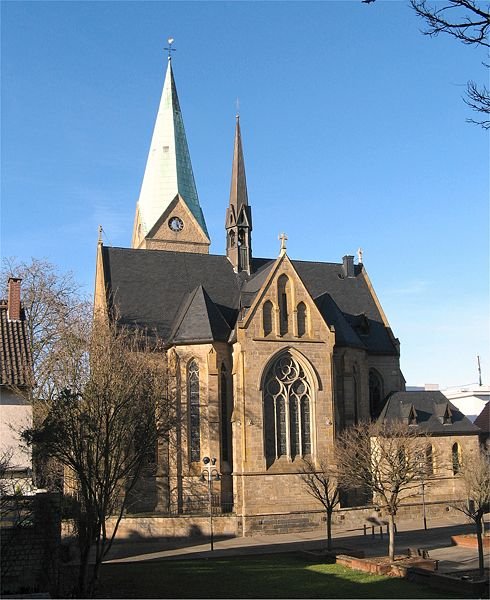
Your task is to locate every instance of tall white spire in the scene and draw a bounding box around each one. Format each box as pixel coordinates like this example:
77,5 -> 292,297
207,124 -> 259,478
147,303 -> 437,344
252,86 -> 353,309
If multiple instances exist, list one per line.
135,57 -> 208,238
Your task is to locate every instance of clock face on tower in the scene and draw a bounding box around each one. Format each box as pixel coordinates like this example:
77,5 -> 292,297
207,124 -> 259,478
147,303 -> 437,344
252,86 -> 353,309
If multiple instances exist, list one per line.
168,216 -> 184,232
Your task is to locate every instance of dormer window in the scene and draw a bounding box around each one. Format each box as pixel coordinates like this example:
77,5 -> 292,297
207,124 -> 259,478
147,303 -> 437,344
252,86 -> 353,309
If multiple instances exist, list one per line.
443,406 -> 452,425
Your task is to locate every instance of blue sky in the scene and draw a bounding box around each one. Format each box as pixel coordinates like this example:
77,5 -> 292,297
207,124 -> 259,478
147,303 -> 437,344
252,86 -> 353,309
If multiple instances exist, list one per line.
2,1 -> 488,388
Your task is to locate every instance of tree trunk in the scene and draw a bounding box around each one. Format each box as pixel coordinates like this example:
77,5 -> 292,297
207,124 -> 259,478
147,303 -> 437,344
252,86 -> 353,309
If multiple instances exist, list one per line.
388,513 -> 396,561
77,543 -> 91,598
475,515 -> 485,576
326,509 -> 332,551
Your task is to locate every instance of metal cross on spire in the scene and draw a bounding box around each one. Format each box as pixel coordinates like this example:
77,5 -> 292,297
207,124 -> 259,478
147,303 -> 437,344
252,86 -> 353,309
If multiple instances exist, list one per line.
164,37 -> 176,61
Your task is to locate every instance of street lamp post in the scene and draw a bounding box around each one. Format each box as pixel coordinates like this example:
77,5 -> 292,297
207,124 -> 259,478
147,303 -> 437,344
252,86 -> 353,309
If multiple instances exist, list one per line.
200,457 -> 220,551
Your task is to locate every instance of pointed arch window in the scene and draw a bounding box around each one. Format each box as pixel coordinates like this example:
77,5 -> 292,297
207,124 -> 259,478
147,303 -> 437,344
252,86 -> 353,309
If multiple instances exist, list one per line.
188,359 -> 200,462
425,444 -> 434,476
369,369 -> 384,419
353,366 -> 360,425
229,231 -> 236,248
220,364 -> 230,463
263,301 -> 273,336
297,302 -> 307,337
452,442 -> 461,475
263,352 -> 312,464
277,275 -> 290,335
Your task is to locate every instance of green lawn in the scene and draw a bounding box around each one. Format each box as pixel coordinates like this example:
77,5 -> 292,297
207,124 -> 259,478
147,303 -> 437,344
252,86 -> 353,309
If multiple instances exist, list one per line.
94,553 -> 459,599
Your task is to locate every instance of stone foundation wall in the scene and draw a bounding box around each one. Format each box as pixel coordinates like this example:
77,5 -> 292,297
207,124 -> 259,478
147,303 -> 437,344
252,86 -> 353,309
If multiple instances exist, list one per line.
60,499 -> 464,542
0,493 -> 60,596
103,513 -> 237,540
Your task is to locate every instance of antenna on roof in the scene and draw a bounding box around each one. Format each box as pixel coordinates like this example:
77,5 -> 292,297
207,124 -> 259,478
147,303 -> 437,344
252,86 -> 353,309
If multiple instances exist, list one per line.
477,355 -> 482,386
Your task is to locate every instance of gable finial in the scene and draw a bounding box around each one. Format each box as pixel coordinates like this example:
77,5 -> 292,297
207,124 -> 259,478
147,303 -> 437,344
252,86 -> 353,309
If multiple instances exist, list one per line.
279,232 -> 288,256
164,37 -> 176,61
357,247 -> 363,264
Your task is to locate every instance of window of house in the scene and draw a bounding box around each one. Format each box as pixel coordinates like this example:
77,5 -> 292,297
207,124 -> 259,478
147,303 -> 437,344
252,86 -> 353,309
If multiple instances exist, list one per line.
297,302 -> 307,337
263,300 -> 273,336
264,352 -> 312,463
452,442 -> 461,475
188,359 -> 200,462
277,275 -> 290,335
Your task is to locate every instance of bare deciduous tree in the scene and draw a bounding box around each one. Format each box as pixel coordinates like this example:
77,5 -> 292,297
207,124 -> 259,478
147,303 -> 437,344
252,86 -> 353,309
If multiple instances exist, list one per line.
299,457 -> 340,551
1,257 -> 91,402
23,320 -> 175,598
410,0 -> 490,128
336,422 -> 431,561
451,449 -> 490,576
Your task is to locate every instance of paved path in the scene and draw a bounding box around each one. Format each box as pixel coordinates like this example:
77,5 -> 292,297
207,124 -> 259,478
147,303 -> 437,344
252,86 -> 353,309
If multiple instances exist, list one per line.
103,514 -> 489,575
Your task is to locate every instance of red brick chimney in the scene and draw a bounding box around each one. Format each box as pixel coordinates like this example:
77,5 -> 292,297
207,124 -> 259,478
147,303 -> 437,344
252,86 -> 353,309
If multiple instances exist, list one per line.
7,277 -> 22,321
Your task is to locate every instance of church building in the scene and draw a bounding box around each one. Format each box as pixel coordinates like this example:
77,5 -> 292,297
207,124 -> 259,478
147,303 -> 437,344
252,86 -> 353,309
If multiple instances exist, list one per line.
94,54 -> 407,535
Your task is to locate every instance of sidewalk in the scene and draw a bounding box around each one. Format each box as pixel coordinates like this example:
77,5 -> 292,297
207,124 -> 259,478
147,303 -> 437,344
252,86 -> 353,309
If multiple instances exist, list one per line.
103,514 -> 489,575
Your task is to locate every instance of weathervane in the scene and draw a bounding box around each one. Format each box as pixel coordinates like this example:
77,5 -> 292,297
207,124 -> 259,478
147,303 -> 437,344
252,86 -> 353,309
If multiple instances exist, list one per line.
165,37 -> 176,60
236,97 -> 240,119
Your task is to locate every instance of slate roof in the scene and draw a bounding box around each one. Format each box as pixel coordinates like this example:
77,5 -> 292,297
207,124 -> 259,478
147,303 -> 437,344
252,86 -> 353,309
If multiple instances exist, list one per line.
102,246 -> 398,354
0,302 -> 32,387
169,285 -> 231,344
474,402 -> 489,433
378,391 -> 480,435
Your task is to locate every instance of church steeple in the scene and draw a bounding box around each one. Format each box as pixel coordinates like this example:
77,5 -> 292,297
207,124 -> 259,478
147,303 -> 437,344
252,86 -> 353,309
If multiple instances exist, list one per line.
131,52 -> 209,252
226,116 -> 252,274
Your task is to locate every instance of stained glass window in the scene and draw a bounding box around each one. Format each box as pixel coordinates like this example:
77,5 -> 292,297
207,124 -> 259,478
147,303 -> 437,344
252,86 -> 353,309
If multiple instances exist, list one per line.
220,364 -> 229,463
264,352 -> 312,462
452,442 -> 461,475
425,444 -> 434,476
277,275 -> 289,335
369,369 -> 384,419
188,359 -> 200,462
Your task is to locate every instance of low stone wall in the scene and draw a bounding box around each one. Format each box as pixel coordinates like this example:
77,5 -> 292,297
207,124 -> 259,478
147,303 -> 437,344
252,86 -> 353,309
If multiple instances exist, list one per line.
0,493 -> 61,596
336,554 -> 488,598
61,500 -> 462,541
451,533 -> 490,549
104,514 -> 237,540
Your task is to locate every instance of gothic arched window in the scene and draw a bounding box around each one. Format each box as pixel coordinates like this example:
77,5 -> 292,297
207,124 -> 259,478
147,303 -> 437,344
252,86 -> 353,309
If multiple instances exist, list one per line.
353,366 -> 359,424
369,369 -> 384,419
263,301 -> 273,336
263,352 -> 312,463
220,364 -> 230,463
297,302 -> 307,337
425,444 -> 434,476
188,359 -> 200,462
277,275 -> 290,335
229,231 -> 235,248
452,442 -> 461,475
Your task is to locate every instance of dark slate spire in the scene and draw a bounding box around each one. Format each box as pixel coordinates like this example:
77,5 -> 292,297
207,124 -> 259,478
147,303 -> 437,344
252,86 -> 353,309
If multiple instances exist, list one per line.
225,116 -> 252,274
